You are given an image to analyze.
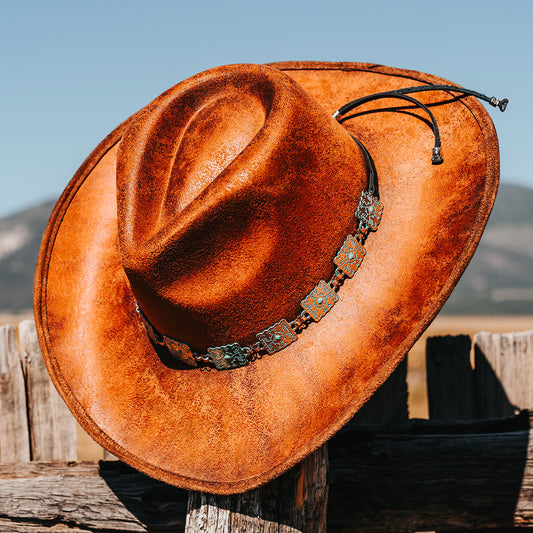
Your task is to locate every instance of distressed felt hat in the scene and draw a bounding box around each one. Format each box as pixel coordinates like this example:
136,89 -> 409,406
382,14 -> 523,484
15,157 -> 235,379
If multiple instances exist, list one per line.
34,61 -> 501,494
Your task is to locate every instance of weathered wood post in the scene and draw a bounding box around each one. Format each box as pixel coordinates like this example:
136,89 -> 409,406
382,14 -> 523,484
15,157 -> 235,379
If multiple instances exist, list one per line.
18,320 -> 77,460
426,329 -> 533,419
185,445 -> 328,533
474,329 -> 533,417
426,334 -> 474,420
0,324 -> 30,463
0,321 -> 77,463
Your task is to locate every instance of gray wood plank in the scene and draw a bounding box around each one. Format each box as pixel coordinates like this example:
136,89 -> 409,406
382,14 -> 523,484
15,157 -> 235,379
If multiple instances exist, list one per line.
474,329 -> 533,418
0,324 -> 30,463
18,319 -> 77,461
0,522 -> 89,532
0,460 -> 187,532
426,334 -> 475,420
327,418 -> 531,532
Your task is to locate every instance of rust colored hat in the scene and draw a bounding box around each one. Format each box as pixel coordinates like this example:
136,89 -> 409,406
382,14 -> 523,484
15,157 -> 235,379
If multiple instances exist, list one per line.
35,62 -> 501,494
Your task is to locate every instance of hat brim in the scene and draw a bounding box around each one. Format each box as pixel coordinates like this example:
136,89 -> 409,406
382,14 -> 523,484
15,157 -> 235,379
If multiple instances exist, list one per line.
34,62 -> 499,493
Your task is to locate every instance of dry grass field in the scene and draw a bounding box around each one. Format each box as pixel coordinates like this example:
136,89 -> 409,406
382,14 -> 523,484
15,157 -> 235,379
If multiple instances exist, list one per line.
2,312 -> 533,459
0,310 -> 33,324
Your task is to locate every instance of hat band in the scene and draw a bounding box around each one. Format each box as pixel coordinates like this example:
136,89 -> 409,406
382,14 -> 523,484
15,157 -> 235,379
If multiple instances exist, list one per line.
136,182 -> 383,370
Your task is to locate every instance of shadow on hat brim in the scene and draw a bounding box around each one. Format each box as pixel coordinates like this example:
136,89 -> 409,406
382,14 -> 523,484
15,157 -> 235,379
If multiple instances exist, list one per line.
34,62 -> 499,494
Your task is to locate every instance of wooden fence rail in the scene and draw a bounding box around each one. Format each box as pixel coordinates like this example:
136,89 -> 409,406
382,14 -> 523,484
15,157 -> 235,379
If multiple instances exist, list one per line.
0,320 -> 533,532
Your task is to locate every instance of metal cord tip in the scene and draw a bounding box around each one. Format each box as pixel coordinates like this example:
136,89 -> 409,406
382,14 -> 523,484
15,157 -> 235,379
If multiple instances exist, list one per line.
490,97 -> 509,112
431,147 -> 443,165
498,98 -> 509,112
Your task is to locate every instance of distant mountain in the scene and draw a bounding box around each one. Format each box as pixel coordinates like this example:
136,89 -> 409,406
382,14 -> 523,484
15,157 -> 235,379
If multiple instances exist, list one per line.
442,184 -> 533,314
0,201 -> 54,312
0,184 -> 532,314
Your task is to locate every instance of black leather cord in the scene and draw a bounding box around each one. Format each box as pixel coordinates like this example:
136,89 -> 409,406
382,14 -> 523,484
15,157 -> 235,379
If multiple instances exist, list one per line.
375,85 -> 508,112
339,93 -> 443,164
337,85 -> 508,116
350,135 -> 379,198
334,84 -> 508,165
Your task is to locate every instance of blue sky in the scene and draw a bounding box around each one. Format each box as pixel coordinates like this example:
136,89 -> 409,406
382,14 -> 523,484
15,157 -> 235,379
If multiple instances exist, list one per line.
0,0 -> 531,217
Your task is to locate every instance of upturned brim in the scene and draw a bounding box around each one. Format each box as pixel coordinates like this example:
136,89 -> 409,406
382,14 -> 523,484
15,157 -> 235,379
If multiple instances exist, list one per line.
34,62 -> 499,494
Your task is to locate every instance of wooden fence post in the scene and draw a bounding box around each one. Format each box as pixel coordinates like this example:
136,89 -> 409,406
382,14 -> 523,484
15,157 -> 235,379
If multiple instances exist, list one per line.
18,320 -> 77,461
426,334 -> 474,420
185,445 -> 328,533
0,324 -> 31,463
474,330 -> 533,418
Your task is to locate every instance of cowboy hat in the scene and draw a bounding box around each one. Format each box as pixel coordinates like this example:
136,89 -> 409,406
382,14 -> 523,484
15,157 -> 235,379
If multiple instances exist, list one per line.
34,61 -> 500,494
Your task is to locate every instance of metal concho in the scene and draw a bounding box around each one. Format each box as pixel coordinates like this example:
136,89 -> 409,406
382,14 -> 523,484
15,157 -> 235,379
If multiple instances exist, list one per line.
301,280 -> 339,322
207,344 -> 250,370
257,319 -> 298,355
